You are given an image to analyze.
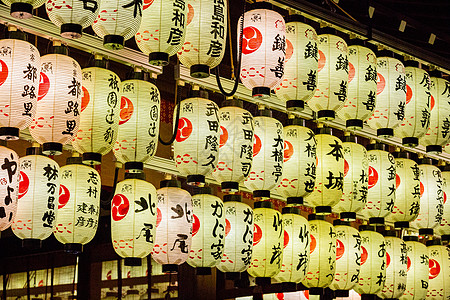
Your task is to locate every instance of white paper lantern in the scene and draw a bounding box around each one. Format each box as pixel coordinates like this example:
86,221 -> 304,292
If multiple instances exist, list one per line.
274,17 -> 318,111
0,145 -> 19,231
92,0 -> 143,50
0,36 -> 40,140
152,180 -> 192,272
308,32 -> 348,121
366,54 -> 406,138
337,42 -> 377,130
177,0 -> 227,78
135,0 -> 187,66
72,65 -> 121,165
3,0 -> 45,19
53,157 -> 100,253
46,0 -> 100,38
427,241 -> 450,299
29,52 -> 82,155
238,4 -> 286,98
436,167 -> 450,241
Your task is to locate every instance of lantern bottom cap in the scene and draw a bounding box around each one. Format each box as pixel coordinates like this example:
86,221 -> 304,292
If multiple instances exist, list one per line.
287,197 -> 303,205
426,239 -> 441,246
253,190 -> 270,200
333,219 -> 350,226
124,257 -> 142,266
280,282 -> 297,291
190,64 -> 210,78
22,238 -> 42,249
252,87 -> 271,99
221,181 -> 239,193
419,228 -> 434,235
149,52 -> 169,67
315,206 -> 332,215
402,137 -> 419,147
360,295 -> 378,300
0,127 -> 19,140
309,288 -> 324,295
196,267 -> 212,275
103,35 -> 125,50
339,212 -> 356,221
255,277 -> 271,286
334,290 -> 349,297
346,119 -> 363,130
42,142 -> 63,156
82,152 -> 102,165
223,194 -> 242,202
187,175 -> 206,186
369,217 -> 385,225
286,100 -> 305,111
376,128 -> 394,138
394,221 -> 410,228
441,234 -> 450,241
225,272 -> 241,280
60,23 -> 83,39
125,162 -> 144,171
317,110 -> 335,121
64,243 -> 83,255
426,145 -> 442,154
403,235 -> 419,242
162,264 -> 178,273
10,2 -> 33,19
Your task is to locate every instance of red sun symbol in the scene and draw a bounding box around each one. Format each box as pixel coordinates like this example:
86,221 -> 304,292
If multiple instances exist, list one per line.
310,234 -> 316,254
348,62 -> 355,83
111,194 -> 130,221
119,96 -> 134,125
396,174 -> 401,189
143,0 -> 154,10
318,50 -> 326,72
420,182 -> 424,197
176,117 -> 193,142
18,171 -> 29,199
368,166 -> 379,189
285,38 -> 294,61
219,126 -> 228,148
386,252 -> 391,268
192,214 -> 200,237
276,293 -> 285,300
106,270 -> 112,280
377,73 -> 385,95
407,256 -> 411,272
444,192 -> 447,204
242,26 -> 263,55
156,207 -> 162,227
253,134 -> 262,157
58,184 -> 70,209
38,72 -> 50,101
406,84 -> 413,104
429,258 -> 440,279
361,246 -> 368,265
336,239 -> 345,260
283,140 -> 294,162
430,95 -> 435,111
80,86 -> 90,113
186,4 -> 194,26
253,223 -> 262,246
0,59 -> 8,86
283,230 -> 289,248
344,159 -> 349,177
225,218 -> 231,237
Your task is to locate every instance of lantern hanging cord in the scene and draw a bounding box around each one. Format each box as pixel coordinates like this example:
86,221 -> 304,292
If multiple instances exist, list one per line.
158,69 -> 182,146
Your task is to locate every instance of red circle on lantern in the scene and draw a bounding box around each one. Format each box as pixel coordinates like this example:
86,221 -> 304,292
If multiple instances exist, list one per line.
156,207 -> 162,227
143,0 -> 154,10
186,4 -> 194,26
377,73 -> 385,95
242,26 -> 263,55
253,134 -> 262,157
58,184 -> 70,209
407,256 -> 411,272
310,234 -> 316,254
368,166 -> 378,189
119,96 -> 134,125
386,252 -> 391,268
361,246 -> 368,265
396,174 -> 401,189
276,293 -> 285,300
219,126 -> 228,148
348,62 -> 355,83
80,86 -> 90,113
283,230 -> 289,248
253,223 -> 262,246
336,239 -> 345,260
420,182 -> 424,197
444,192 -> 447,204
285,38 -> 294,61
225,218 -> 231,237
176,117 -> 193,142
343,159 -> 349,177
430,95 -> 435,111
38,72 -> 50,101
18,171 -> 29,199
111,194 -> 130,221
429,258 -> 440,279
0,59 -> 8,86
192,214 -> 200,237
283,140 -> 294,162
317,50 -> 326,72
406,84 -> 412,104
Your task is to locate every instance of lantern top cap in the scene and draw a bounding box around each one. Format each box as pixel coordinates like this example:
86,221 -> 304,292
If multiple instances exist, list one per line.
282,206 -> 301,215
359,224 -> 376,231
377,49 -> 404,62
428,69 -> 443,78
248,1 -> 274,11
333,219 -> 350,226
404,59 -> 420,68
315,126 -> 331,135
223,194 -> 242,202
66,156 -> 83,165
418,157 -> 433,165
403,235 -> 419,242
318,27 -> 337,35
125,172 -> 146,180
348,39 -> 378,52
192,186 -> 212,195
286,14 -> 308,23
344,134 -> 356,143
441,164 -> 450,172
26,146 -> 42,156
257,109 -> 272,117
288,118 -> 305,126
160,179 -> 181,188
128,70 -> 146,80
426,239 -> 442,246
308,214 -> 325,221
392,150 -> 409,159
254,200 -> 273,209
222,98 -> 243,108
366,142 -> 385,151
383,230 -> 398,237
8,29 -> 27,41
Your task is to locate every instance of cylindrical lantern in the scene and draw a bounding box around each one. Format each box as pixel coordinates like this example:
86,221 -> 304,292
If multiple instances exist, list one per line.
0,145 -> 19,231
54,156 -> 101,253
366,53 -> 406,138
238,3 -> 286,98
152,180 -> 192,272
135,0 -> 187,66
337,41 -> 377,130
400,236 -> 429,300
177,0 -> 227,78
92,0 -> 143,50
12,146 -> 60,247
394,62 -> 431,147
187,187 -> 225,274
3,0 -> 45,19
304,127 -> 344,215
244,112 -> 284,199
29,48 -> 82,155
274,17 -> 318,111
427,240 -> 450,299
436,166 -> 450,241
46,0 -> 100,38
308,30 -> 348,121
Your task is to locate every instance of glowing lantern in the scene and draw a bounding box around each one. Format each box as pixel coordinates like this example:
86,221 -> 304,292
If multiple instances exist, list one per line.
274,17 -> 318,111
366,53 -> 406,138
92,0 -> 143,50
426,240 -> 450,299
72,61 -> 121,165
436,166 -> 450,241
238,3 -> 286,98
177,0 -> 227,78
216,194 -> 253,276
152,180 -> 192,272
308,30 -> 348,121
3,0 -> 45,19
135,0 -> 187,66
400,236 -> 429,300
12,145 -> 60,247
187,187 -> 225,274
0,145 -> 19,231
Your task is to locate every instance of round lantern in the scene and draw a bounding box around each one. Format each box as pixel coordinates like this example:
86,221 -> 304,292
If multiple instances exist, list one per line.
3,0 -> 45,19
216,194 -> 254,276
273,206 -> 310,284
353,225 -> 386,298
0,31 -> 40,140
113,75 -> 161,171
426,240 -> 450,299
366,52 -> 406,138
187,187 -> 225,274
92,0 -> 143,50
238,3 -> 286,98
394,61 -> 431,147
274,16 -> 318,111
53,156 -> 101,254
211,100 -> 254,192
29,47 -> 82,155
135,0 -> 187,66
304,126 -> 344,215
308,29 -> 348,121
177,0 -> 227,78
436,165 -> 450,241
337,41 -> 377,130
332,134 -> 369,221
359,143 -> 396,225
400,236 -> 429,300
152,180 -> 192,272
45,0 -> 100,39
0,145 -> 19,231
12,145 -> 60,247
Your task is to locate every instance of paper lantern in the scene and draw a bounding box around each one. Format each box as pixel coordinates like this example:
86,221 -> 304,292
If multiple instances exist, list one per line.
53,157 -> 100,253
12,146 -> 60,247
436,167 -> 450,241
177,0 -> 227,78
377,232 -> 408,299
0,35 -> 40,140
3,0 -> 45,19
337,42 -> 377,130
394,62 -> 431,147
238,3 -> 286,98
332,134 -> 369,221
244,112 -> 283,199
152,180 -> 192,272
211,101 -> 254,192
135,0 -> 187,66
92,0 -> 143,50
359,143 -> 396,225
274,17 -> 318,111
426,240 -> 450,299
353,226 -> 386,297
216,194 -> 254,275
273,206 -> 310,283
46,0 -> 100,38
29,51 -> 82,155
308,31 -> 348,121
400,236 -> 429,300
304,127 -> 344,215
187,187 -> 225,274
0,145 -> 19,231
113,77 -> 161,170
366,53 -> 406,138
